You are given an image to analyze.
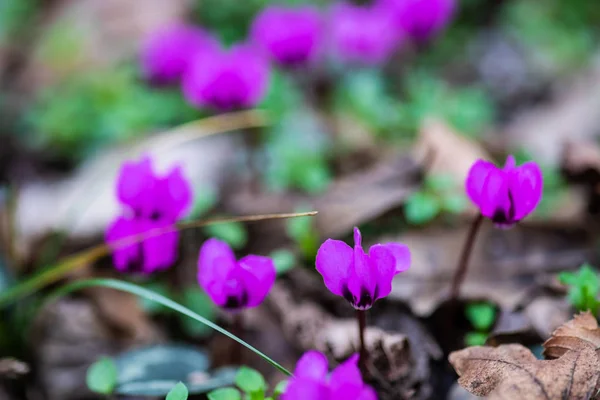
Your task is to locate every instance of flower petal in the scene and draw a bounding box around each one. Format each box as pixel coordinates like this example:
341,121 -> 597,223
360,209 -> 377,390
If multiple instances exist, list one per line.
358,385 -> 378,400
197,238 -> 238,306
238,255 -> 276,307
465,159 -> 495,207
294,351 -> 329,380
508,161 -> 543,220
329,354 -> 364,398
105,216 -> 142,273
478,167 -> 511,220
363,244 -> 396,301
141,219 -> 179,273
116,156 -> 154,213
283,378 -> 330,400
159,165 -> 193,220
381,242 -> 411,274
316,239 -> 353,296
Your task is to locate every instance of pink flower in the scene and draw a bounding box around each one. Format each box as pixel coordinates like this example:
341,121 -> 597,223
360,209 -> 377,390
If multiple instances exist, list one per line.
141,23 -> 218,84
466,155 -> 543,228
316,227 -> 410,310
251,5 -> 323,67
329,2 -> 402,65
378,0 -> 456,43
106,156 -> 192,273
198,238 -> 276,311
182,43 -> 270,111
283,351 -> 377,400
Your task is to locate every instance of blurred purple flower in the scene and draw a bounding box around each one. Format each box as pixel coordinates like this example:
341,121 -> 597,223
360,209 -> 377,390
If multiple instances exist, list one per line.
141,23 -> 218,84
251,5 -> 323,67
329,2 -> 402,65
183,43 -> 270,111
316,227 -> 410,310
466,155 -> 543,228
198,238 -> 276,311
106,156 -> 192,273
379,0 -> 456,43
284,351 -> 377,400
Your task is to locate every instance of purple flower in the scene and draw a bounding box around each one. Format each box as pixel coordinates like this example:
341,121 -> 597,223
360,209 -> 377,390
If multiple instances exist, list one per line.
316,227 -> 410,310
182,43 -> 270,111
198,238 -> 276,311
329,2 -> 402,65
251,5 -> 323,67
379,0 -> 456,43
106,156 -> 192,273
141,23 -> 218,84
466,155 -> 543,228
284,351 -> 377,400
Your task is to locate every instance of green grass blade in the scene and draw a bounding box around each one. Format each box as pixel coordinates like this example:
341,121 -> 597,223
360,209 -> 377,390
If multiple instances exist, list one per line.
47,278 -> 292,377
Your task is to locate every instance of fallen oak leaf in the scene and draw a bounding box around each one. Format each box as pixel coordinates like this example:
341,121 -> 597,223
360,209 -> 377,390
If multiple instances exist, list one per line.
450,313 -> 600,400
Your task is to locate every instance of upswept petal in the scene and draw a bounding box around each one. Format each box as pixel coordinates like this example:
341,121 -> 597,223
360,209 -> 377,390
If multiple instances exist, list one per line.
508,161 -> 543,220
117,156 -> 153,213
283,379 -> 330,400
329,354 -> 364,398
465,159 -> 495,206
293,350 -> 329,380
316,239 -> 353,296
381,242 -> 411,274
478,167 -> 510,219
238,255 -> 276,307
197,238 -> 238,290
162,166 -> 193,219
105,216 -> 142,272
358,385 -> 378,400
366,244 -> 396,301
141,219 -> 179,274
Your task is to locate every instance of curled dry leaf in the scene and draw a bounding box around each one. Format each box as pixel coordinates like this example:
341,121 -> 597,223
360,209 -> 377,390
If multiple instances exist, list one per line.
450,313 -> 600,400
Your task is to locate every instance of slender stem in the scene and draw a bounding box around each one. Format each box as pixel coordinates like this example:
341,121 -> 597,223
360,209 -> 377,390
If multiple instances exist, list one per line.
449,214 -> 484,301
356,309 -> 367,372
231,313 -> 244,365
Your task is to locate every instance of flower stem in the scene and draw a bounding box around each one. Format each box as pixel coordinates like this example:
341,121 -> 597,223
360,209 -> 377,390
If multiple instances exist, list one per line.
231,313 -> 244,365
356,309 -> 367,372
449,213 -> 484,301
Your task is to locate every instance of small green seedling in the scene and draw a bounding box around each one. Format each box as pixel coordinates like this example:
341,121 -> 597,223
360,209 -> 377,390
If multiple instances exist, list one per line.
558,263 -> 600,315
404,174 -> 468,225
207,366 -> 287,400
286,213 -> 320,261
464,302 -> 496,346
86,356 -> 118,395
166,382 -> 188,400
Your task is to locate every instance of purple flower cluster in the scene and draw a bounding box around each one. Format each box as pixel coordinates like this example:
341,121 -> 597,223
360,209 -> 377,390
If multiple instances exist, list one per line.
106,156 -> 192,274
140,1 -> 457,110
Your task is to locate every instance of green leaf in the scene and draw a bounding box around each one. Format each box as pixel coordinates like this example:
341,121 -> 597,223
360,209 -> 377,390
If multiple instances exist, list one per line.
465,302 -> 496,331
208,387 -> 242,400
204,221 -> 248,250
235,366 -> 266,394
270,249 -> 296,276
441,194 -> 468,214
86,357 -> 118,394
47,279 -> 292,376
166,382 -> 189,400
273,380 -> 288,399
179,287 -> 217,338
404,192 -> 441,225
139,281 -> 172,314
557,271 -> 578,286
425,174 -> 455,191
465,331 -> 488,347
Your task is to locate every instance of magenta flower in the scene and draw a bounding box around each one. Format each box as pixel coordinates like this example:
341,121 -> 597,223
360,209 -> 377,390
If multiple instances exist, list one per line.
182,43 -> 270,111
466,155 -> 543,228
379,0 -> 456,43
141,23 -> 218,84
251,5 -> 323,67
106,156 -> 192,273
329,2 -> 401,65
198,238 -> 276,311
316,227 -> 410,310
284,351 -> 377,400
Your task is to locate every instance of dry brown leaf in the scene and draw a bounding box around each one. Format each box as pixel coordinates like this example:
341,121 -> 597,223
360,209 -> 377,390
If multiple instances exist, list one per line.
450,313 -> 600,400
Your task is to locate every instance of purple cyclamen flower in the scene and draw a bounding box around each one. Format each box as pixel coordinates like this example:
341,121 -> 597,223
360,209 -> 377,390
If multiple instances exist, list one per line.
379,0 -> 456,43
284,351 -> 377,400
251,5 -> 323,67
183,44 -> 270,111
198,238 -> 276,311
106,156 -> 192,273
316,227 -> 410,310
466,155 -> 543,228
141,23 -> 218,84
329,2 -> 402,65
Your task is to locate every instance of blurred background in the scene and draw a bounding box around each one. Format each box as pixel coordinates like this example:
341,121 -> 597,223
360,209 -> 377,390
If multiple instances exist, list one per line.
1,0 -> 600,399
